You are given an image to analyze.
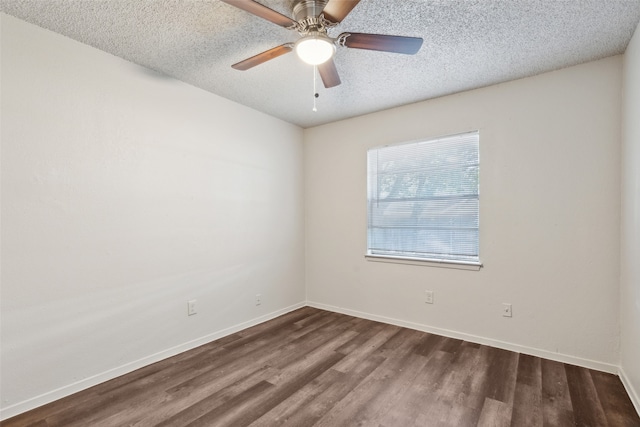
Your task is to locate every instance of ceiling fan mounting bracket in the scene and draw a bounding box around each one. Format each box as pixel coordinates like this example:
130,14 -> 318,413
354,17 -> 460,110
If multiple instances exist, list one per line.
336,33 -> 351,47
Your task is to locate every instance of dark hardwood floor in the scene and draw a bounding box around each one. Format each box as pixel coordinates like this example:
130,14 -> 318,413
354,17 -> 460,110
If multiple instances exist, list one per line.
2,307 -> 639,426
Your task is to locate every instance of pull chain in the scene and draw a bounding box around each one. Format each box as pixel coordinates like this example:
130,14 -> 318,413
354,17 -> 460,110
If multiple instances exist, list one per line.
313,65 -> 318,112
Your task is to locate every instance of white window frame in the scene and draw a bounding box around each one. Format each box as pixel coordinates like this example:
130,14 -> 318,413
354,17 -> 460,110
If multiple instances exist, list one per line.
365,131 -> 482,270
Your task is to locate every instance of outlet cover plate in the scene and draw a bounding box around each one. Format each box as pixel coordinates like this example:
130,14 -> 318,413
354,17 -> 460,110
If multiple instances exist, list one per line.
188,299 -> 197,316
425,290 -> 434,304
502,303 -> 512,317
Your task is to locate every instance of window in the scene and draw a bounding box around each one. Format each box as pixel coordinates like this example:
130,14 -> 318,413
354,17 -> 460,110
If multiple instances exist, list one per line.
367,131 -> 480,266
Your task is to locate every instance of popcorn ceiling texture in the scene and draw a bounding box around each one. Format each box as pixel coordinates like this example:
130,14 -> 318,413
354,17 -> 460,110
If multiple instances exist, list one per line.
1,0 -> 639,128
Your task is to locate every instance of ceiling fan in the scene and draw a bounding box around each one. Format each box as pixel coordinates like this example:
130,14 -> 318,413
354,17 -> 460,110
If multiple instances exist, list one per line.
220,0 -> 424,88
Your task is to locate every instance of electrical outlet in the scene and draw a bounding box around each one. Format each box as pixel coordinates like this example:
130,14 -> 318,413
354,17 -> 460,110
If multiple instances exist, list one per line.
255,294 -> 262,306
502,303 -> 512,317
425,290 -> 434,304
187,299 -> 197,316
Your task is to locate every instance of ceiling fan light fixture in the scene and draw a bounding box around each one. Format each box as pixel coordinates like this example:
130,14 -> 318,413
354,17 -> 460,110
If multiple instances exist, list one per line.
295,35 -> 335,65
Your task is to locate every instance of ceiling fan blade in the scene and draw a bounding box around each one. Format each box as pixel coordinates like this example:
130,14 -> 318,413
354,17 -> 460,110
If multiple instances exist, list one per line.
231,44 -> 293,70
340,33 -> 423,55
321,0 -> 361,23
220,0 -> 296,28
318,59 -> 341,88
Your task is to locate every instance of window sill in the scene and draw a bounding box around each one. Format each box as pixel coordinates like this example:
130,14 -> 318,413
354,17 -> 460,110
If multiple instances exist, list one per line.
365,254 -> 482,271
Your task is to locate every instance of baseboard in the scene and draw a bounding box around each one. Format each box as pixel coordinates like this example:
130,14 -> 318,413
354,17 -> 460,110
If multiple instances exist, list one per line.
307,301 -> 619,374
0,301 -> 305,421
619,366 -> 640,416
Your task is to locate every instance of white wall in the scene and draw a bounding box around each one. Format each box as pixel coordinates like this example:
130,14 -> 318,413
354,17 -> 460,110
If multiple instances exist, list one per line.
0,14 -> 305,418
621,21 -> 640,411
305,56 -> 622,370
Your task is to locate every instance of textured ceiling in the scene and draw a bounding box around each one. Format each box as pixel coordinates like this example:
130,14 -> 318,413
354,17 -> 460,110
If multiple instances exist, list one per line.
2,0 -> 640,128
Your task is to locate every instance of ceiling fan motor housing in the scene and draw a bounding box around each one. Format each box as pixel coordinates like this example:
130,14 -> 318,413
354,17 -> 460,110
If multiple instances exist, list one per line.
292,0 -> 337,37
292,0 -> 329,21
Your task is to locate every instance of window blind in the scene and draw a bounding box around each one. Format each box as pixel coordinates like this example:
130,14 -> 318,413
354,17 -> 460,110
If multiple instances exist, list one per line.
367,131 -> 480,263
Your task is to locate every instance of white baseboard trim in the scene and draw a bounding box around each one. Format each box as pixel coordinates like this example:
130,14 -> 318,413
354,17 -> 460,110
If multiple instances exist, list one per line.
619,366 -> 640,416
307,301 -> 619,374
0,301 -> 306,421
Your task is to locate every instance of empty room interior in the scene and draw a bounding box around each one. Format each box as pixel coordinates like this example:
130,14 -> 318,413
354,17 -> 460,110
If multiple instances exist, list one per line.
1,0 -> 640,425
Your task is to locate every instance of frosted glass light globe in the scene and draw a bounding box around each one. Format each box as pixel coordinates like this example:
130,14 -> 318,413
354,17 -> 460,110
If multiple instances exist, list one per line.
295,35 -> 335,65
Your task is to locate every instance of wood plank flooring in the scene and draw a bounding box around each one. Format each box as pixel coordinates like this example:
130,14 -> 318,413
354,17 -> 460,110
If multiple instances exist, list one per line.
2,307 -> 639,426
